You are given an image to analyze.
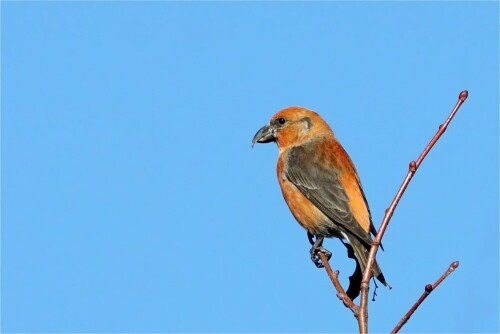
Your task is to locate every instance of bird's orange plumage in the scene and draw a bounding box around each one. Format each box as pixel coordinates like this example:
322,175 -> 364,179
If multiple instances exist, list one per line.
252,106 -> 388,299
273,107 -> 371,235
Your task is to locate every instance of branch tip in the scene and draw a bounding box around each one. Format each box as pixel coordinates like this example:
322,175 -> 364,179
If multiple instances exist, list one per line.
451,261 -> 459,270
459,90 -> 468,101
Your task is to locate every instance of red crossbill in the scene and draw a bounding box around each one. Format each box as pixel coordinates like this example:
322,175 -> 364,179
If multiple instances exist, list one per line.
252,106 -> 388,299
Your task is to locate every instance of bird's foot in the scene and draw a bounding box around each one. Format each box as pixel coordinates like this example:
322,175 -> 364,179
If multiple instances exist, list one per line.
308,235 -> 332,268
310,245 -> 332,268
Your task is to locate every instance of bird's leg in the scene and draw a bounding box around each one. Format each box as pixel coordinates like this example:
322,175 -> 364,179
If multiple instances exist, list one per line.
307,232 -> 315,246
308,234 -> 332,268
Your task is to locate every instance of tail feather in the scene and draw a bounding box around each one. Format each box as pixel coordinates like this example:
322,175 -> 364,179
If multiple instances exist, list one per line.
345,235 -> 388,287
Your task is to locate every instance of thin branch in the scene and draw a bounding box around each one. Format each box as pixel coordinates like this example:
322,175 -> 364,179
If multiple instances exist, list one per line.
391,261 -> 460,334
318,252 -> 359,317
357,90 -> 469,334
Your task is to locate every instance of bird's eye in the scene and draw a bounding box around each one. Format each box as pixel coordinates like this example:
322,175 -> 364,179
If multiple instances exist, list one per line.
278,117 -> 286,125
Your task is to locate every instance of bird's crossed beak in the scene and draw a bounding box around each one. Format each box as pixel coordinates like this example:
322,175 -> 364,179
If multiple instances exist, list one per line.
252,123 -> 276,147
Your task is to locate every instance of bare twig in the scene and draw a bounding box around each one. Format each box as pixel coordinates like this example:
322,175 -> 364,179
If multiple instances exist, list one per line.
391,261 -> 460,334
318,252 -> 359,317
358,90 -> 469,334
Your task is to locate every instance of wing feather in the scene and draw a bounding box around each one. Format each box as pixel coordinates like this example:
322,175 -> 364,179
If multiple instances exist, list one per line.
284,144 -> 373,247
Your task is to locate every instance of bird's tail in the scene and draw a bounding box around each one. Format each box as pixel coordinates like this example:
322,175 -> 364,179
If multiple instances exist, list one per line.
347,236 -> 388,287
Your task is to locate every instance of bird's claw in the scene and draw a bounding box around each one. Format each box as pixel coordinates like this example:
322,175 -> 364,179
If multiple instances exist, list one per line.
310,245 -> 332,268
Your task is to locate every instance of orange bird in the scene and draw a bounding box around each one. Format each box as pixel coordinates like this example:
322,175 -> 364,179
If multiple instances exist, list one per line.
252,106 -> 388,299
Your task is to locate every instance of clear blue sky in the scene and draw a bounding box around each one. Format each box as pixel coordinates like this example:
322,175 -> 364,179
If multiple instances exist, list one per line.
2,2 -> 498,333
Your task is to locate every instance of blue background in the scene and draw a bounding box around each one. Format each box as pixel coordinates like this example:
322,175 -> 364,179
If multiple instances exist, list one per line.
2,2 -> 498,333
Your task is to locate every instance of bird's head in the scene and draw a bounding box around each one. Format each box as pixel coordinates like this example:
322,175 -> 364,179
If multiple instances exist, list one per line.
252,106 -> 334,151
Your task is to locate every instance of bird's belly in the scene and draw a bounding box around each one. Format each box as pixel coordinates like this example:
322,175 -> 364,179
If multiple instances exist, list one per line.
279,179 -> 340,237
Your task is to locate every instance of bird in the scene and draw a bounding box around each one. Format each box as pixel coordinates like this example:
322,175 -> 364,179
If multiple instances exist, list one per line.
252,106 -> 388,300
